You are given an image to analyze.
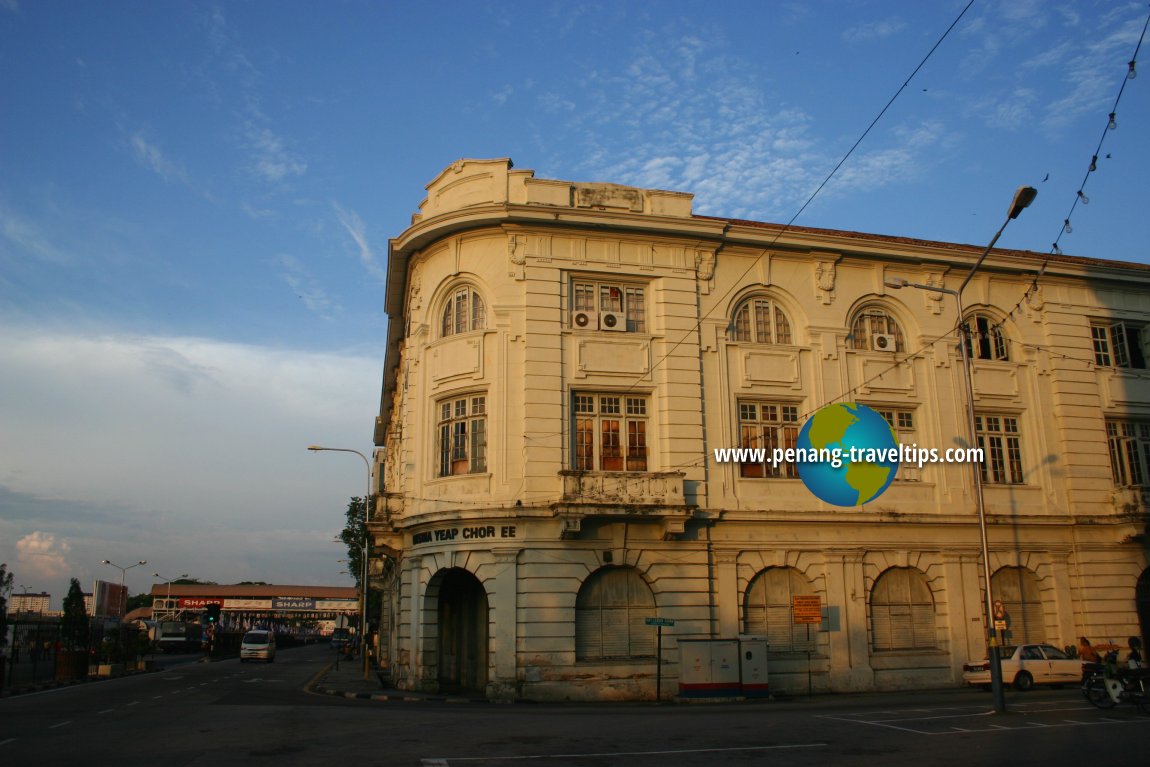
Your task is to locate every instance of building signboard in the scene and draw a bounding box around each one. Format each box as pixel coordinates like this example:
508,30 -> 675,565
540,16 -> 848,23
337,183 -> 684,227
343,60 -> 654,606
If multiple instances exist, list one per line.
272,597 -> 317,610
792,595 -> 824,624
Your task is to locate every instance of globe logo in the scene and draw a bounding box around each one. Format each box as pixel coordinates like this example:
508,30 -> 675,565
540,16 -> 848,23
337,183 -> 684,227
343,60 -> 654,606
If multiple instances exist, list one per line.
795,403 -> 900,506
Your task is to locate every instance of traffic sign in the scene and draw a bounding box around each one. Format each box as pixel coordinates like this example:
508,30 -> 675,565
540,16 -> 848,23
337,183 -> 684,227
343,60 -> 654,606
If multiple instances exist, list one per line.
645,617 -> 675,627
792,595 -> 823,624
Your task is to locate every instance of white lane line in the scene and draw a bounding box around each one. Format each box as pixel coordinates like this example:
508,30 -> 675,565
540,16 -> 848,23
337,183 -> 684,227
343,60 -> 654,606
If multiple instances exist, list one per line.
49,721 -> 72,729
126,701 -> 140,707
422,743 -> 827,763
0,738 -> 16,746
152,695 -> 164,699
98,709 -> 115,714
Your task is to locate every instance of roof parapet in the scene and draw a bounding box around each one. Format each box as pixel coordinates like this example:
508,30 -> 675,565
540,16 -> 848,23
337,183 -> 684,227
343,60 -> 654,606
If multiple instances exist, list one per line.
412,158 -> 693,224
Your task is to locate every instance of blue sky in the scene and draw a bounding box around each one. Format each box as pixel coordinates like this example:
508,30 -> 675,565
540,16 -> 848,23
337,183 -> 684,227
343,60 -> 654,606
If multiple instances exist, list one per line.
1,1 -> 1147,607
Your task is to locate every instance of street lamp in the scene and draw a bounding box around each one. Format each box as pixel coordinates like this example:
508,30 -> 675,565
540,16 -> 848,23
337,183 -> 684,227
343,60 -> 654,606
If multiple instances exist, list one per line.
885,184 -> 1036,714
153,572 -> 189,621
101,559 -> 147,620
308,445 -> 372,682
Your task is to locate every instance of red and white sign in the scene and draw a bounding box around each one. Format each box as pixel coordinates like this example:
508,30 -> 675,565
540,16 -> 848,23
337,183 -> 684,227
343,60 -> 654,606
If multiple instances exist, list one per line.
179,597 -> 224,609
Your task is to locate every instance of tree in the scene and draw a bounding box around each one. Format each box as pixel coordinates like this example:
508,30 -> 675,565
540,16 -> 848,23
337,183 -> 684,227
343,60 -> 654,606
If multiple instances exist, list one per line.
0,562 -> 13,650
339,496 -> 378,627
339,495 -> 372,593
60,578 -> 91,650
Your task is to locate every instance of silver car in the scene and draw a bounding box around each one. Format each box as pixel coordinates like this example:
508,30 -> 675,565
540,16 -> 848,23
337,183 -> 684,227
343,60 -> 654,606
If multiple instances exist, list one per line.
963,643 -> 1083,690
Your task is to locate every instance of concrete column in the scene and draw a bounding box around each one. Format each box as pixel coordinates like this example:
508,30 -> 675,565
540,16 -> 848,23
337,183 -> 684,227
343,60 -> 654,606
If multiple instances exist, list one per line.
409,555 -> 428,691
714,550 -> 739,637
1047,553 -> 1076,648
488,549 -> 520,700
941,552 -> 976,682
822,551 -> 874,691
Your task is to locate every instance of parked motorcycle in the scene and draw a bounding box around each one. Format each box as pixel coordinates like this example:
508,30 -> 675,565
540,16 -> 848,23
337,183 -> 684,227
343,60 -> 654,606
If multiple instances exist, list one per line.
1081,649 -> 1150,715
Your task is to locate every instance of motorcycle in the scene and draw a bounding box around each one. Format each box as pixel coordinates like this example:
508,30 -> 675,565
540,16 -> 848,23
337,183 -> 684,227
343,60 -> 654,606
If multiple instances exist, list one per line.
1081,649 -> 1150,715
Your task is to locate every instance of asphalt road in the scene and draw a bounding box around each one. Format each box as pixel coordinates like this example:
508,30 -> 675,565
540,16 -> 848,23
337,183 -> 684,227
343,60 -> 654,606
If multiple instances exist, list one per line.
2,644 -> 1147,766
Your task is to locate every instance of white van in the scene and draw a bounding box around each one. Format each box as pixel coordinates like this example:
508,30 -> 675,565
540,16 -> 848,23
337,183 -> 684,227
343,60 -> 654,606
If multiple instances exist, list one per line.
240,630 -> 277,663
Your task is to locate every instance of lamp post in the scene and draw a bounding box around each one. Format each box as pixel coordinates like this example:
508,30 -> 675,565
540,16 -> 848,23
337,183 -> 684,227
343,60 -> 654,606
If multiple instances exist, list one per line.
153,572 -> 188,622
885,184 -> 1036,714
308,445 -> 372,681
101,559 -> 148,619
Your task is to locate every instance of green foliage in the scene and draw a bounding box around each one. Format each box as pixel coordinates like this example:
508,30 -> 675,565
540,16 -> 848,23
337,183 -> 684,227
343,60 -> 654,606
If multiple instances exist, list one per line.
125,591 -> 153,613
340,496 -> 371,592
0,562 -> 13,648
60,578 -> 91,650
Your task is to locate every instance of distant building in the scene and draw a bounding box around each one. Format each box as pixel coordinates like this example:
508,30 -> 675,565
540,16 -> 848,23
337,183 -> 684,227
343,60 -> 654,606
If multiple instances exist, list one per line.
370,158 -> 1150,701
148,584 -> 359,633
10,591 -> 50,614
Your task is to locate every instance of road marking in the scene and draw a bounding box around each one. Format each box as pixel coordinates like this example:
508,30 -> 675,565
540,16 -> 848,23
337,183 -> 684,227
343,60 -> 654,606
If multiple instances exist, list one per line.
420,743 -> 827,764
152,695 -> 164,699
49,721 -> 72,729
126,701 -> 140,707
98,709 -> 115,714
0,738 -> 16,746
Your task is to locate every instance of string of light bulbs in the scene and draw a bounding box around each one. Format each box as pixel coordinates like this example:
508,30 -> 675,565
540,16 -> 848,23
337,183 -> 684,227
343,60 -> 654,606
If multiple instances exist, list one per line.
992,9 -> 1149,335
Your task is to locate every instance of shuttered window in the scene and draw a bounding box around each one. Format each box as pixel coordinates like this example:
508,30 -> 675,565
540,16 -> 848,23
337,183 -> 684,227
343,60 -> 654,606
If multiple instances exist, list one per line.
871,568 -> 936,651
575,568 -> 656,661
991,567 -> 1045,645
744,567 -> 816,652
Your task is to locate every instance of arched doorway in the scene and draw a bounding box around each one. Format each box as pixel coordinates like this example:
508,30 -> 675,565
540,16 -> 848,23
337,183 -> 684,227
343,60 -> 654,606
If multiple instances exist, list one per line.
991,566 -> 1045,645
1137,567 -> 1150,647
436,568 -> 489,693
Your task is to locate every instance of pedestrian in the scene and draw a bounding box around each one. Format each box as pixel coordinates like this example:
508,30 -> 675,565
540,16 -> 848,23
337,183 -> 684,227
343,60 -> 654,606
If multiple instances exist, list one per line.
1128,636 -> 1144,669
1077,636 -> 1100,663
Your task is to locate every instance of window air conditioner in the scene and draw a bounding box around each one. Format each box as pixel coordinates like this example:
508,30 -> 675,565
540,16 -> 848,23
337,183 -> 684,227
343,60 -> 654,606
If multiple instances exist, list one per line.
872,333 -> 897,352
573,310 -> 596,330
600,311 -> 626,332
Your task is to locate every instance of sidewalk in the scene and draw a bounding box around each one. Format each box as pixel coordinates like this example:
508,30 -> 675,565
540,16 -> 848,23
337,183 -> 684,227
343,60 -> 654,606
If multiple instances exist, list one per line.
307,654 -> 489,704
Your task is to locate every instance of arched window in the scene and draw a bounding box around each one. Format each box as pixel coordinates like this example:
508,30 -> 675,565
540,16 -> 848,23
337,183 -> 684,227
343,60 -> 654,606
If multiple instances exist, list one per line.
991,567 -> 1045,645
575,567 -> 656,660
744,567 -> 816,651
731,297 -> 793,344
870,567 -> 935,651
441,286 -> 486,337
964,314 -> 1009,361
849,307 -> 905,352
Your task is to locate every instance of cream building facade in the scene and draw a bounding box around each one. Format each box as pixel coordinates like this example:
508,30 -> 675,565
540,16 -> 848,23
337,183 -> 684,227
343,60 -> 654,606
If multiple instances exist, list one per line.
369,158 -> 1150,701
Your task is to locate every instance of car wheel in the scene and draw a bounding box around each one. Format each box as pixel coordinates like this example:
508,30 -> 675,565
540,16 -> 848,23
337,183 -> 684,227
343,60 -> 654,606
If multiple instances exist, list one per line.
1014,671 -> 1034,691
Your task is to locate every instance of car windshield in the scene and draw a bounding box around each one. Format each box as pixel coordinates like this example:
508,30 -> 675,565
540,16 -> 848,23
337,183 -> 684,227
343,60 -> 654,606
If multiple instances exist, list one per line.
243,632 -> 269,643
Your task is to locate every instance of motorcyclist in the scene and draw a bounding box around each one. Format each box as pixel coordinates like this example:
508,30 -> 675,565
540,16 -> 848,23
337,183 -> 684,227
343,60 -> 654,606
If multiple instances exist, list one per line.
1128,636 -> 1144,671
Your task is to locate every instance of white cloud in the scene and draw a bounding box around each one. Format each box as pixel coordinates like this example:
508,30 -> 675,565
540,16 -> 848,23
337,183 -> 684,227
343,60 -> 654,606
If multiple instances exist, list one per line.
15,531 -> 72,581
278,254 -> 336,318
130,130 -> 189,184
246,123 -> 307,182
0,202 -> 72,266
0,326 -> 378,605
842,18 -> 906,44
548,24 -> 942,221
333,202 -> 386,283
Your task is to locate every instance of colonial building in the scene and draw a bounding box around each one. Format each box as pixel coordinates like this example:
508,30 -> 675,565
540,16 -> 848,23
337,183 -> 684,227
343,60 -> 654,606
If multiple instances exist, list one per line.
369,158 -> 1150,701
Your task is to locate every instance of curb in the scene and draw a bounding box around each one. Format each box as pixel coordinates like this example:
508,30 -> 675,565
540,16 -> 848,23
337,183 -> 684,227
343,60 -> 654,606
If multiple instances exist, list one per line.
0,667 -> 161,699
305,660 -> 488,704
314,687 -> 488,704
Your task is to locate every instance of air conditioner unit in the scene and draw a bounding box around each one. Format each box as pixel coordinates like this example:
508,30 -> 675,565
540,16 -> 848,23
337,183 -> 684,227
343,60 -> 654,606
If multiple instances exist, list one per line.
600,311 -> 626,332
573,310 -> 596,330
872,333 -> 897,352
